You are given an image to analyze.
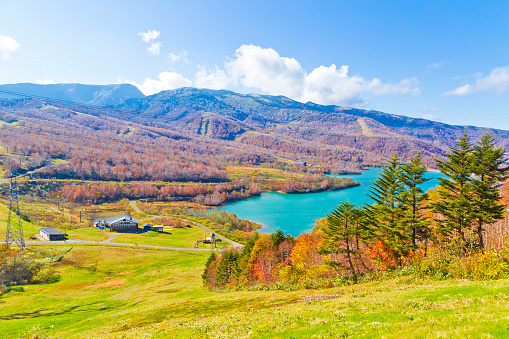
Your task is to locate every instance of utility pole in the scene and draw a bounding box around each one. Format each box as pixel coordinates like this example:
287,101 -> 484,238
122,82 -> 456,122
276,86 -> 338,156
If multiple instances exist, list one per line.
5,163 -> 25,249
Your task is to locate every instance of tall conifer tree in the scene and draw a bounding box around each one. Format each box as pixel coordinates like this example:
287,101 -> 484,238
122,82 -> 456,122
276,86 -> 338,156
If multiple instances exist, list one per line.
318,200 -> 360,282
215,250 -> 239,286
433,131 -> 475,254
202,251 -> 217,286
366,154 -> 410,256
399,152 -> 431,249
471,132 -> 509,249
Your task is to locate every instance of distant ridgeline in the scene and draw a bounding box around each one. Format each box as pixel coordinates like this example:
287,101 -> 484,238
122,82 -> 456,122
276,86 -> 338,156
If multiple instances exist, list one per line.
1,83 -> 509,174
0,83 -> 144,106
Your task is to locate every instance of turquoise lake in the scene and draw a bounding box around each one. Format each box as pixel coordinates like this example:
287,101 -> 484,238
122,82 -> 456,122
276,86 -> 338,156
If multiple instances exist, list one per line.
219,167 -> 444,236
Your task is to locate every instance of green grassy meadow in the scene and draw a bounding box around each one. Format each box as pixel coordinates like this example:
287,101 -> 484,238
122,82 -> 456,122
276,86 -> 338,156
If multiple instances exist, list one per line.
114,225 -> 220,249
64,227 -> 109,241
1,245 -> 509,338
0,203 -> 41,240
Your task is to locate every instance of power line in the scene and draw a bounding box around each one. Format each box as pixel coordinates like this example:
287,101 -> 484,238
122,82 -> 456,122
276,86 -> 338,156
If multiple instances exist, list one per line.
0,88 -> 137,116
15,54 -> 149,80
5,163 -> 25,250
366,105 -> 506,117
0,88 -> 181,123
1,54 -> 505,119
0,61 -> 108,83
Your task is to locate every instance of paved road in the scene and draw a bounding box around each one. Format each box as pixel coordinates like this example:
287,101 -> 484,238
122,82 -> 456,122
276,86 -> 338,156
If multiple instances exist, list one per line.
24,238 -> 220,251
26,223 -> 225,252
130,200 -> 244,248
19,200 -> 244,252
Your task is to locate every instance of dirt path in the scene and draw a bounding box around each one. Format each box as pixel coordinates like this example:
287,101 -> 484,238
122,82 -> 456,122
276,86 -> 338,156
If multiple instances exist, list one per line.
358,118 -> 374,137
129,200 -> 142,213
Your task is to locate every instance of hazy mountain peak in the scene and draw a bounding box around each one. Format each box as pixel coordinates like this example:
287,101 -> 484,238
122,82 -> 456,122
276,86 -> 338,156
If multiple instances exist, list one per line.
0,83 -> 145,106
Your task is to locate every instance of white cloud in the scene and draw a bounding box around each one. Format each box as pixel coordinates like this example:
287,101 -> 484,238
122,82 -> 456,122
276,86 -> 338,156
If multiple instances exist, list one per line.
302,64 -> 363,104
226,45 -> 306,99
195,66 -> 230,90
147,42 -> 162,55
35,79 -> 56,85
168,51 -> 188,63
300,65 -> 419,105
425,61 -> 445,71
445,66 -> 509,96
223,45 -> 419,105
138,30 -> 160,43
422,113 -> 441,122
126,44 -> 420,105
421,106 -> 438,112
123,71 -> 192,95
0,34 -> 19,60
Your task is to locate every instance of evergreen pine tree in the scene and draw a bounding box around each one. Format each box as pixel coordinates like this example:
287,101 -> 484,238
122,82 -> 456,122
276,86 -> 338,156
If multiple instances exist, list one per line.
433,131 -> 476,254
271,229 -> 286,247
201,251 -> 217,283
232,234 -> 258,284
318,200 -> 360,282
471,131 -> 509,249
365,153 -> 410,256
215,250 -> 239,287
399,152 -> 431,249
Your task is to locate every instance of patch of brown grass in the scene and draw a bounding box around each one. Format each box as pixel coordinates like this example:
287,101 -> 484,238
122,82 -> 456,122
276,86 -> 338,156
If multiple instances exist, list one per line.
84,278 -> 126,289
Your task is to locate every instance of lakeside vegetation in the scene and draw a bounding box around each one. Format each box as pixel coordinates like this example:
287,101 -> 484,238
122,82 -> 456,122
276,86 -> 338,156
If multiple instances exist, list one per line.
2,97 -> 509,338
204,132 -> 509,291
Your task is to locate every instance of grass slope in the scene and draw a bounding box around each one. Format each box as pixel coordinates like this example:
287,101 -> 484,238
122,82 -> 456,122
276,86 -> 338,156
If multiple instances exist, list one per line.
114,225 -> 218,248
0,203 -> 40,240
1,245 -> 509,338
64,227 -> 109,241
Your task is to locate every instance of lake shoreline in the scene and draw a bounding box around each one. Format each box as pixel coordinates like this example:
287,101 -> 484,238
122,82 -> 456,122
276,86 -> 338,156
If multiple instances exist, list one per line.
219,168 -> 444,235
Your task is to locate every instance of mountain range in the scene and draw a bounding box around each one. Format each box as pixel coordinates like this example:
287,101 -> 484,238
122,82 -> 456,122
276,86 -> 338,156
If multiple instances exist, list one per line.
0,83 -> 144,106
1,83 -> 507,171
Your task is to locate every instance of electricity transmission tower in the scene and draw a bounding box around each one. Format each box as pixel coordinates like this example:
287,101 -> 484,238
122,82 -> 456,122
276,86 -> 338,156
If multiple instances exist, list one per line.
5,165 -> 25,249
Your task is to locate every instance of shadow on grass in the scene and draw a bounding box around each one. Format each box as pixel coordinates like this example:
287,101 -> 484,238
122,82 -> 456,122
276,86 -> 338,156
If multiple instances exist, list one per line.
0,301 -> 121,320
0,305 -> 81,320
7,286 -> 25,293
139,296 -> 301,324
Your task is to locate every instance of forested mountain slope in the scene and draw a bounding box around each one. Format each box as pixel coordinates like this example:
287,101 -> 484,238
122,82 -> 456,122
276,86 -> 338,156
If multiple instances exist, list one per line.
1,85 -> 508,173
117,87 -> 509,168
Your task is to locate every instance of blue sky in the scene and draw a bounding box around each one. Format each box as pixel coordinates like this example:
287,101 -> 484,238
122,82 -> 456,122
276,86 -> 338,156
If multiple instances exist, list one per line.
1,1 -> 508,129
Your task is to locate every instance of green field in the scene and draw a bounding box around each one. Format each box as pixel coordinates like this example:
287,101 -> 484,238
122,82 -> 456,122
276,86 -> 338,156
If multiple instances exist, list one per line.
114,225 -> 221,249
2,245 -> 509,338
64,227 -> 109,241
0,203 -> 41,240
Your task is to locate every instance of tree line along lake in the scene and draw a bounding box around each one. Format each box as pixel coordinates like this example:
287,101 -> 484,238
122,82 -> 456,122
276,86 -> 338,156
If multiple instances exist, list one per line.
218,167 -> 445,236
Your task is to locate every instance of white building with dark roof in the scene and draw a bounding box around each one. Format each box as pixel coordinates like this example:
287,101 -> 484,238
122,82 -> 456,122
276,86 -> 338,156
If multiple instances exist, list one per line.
39,228 -> 66,241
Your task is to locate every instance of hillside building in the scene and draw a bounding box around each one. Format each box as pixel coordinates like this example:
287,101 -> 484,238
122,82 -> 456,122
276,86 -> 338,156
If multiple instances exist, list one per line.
109,215 -> 139,233
152,225 -> 164,232
39,228 -> 66,241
